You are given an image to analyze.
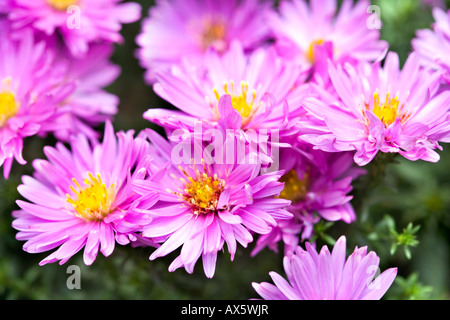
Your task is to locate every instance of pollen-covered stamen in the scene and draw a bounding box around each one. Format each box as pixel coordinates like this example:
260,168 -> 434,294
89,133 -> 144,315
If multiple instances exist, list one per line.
307,39 -> 325,63
0,90 -> 19,127
200,17 -> 227,52
371,92 -> 407,127
279,169 -> 309,204
175,161 -> 225,215
213,80 -> 258,122
66,172 -> 116,221
47,0 -> 78,11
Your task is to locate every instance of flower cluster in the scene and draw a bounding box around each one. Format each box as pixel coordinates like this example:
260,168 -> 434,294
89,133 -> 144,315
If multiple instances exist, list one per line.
3,0 -> 450,300
0,0 -> 140,178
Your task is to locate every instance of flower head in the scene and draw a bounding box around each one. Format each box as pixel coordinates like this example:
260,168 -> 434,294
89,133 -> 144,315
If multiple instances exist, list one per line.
12,121 -> 158,266
252,236 -> 398,300
144,41 -> 307,143
268,0 -> 388,81
413,7 -> 450,85
132,130 -> 293,278
299,51 -> 450,166
45,43 -> 121,142
252,143 -> 365,255
5,0 -> 141,57
136,0 -> 274,83
0,23 -> 72,178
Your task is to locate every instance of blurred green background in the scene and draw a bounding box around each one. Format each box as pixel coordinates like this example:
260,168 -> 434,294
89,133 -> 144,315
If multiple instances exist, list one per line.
0,0 -> 449,300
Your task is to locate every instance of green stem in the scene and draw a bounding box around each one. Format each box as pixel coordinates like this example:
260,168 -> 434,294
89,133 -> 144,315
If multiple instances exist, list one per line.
352,152 -> 400,215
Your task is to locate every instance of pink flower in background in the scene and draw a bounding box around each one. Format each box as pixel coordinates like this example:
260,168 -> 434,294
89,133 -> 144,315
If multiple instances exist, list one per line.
299,51 -> 450,166
144,41 -> 307,141
413,7 -> 450,85
136,0 -> 274,83
252,143 -> 365,256
0,22 -> 122,178
268,0 -> 388,82
252,236 -> 398,300
0,0 -> 9,12
45,43 -> 121,142
132,129 -> 292,278
5,0 -> 141,57
0,23 -> 72,178
12,121 -> 158,266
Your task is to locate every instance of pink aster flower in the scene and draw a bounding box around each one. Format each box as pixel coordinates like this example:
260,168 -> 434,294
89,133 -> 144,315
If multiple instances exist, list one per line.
132,129 -> 293,278
252,236 -> 398,300
0,22 -> 73,178
252,143 -> 365,256
144,41 -> 307,143
299,51 -> 450,166
413,7 -> 450,85
136,0 -> 274,83
44,43 -> 121,142
6,0 -> 141,57
268,0 -> 388,82
12,121 -> 158,266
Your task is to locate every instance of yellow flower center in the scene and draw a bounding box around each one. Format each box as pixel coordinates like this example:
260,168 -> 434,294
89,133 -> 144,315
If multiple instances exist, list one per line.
307,39 -> 325,63
176,163 -> 225,216
279,169 -> 309,203
0,91 -> 19,127
66,173 -> 116,221
201,19 -> 226,51
372,92 -> 400,127
47,0 -> 78,11
213,80 -> 257,122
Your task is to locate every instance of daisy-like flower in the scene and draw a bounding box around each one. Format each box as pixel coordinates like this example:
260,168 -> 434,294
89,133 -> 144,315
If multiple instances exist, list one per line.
252,143 -> 365,256
252,236 -> 398,300
12,121 -> 158,266
0,23 -> 73,178
268,0 -> 388,81
132,129 -> 293,278
412,7 -> 450,85
144,41 -> 307,142
299,51 -> 450,166
5,0 -> 141,57
45,43 -> 121,142
136,0 -> 274,83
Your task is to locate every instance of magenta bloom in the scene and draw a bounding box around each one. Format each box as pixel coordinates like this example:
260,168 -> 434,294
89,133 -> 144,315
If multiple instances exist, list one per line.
252,236 -> 398,300
45,43 -> 121,142
136,0 -> 274,83
299,51 -> 450,166
12,121 -> 157,266
132,130 -> 293,278
268,0 -> 388,81
144,41 -> 306,139
0,23 -> 73,178
0,22 -> 121,177
413,7 -> 450,85
6,0 -> 141,57
252,144 -> 365,255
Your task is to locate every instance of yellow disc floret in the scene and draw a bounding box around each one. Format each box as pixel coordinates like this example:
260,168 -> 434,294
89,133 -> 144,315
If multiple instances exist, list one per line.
47,0 -> 78,11
201,20 -> 226,50
279,169 -> 309,204
176,161 -> 225,215
307,39 -> 325,63
213,80 -> 257,122
0,90 -> 19,127
372,92 -> 400,127
67,173 -> 116,221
